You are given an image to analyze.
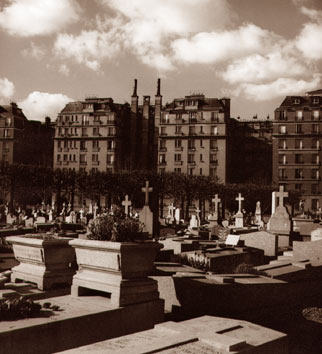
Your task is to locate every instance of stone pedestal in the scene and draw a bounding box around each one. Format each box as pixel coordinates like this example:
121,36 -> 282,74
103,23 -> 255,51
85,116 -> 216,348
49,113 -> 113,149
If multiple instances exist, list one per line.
139,205 -> 153,236
235,212 -> 244,228
267,206 -> 291,235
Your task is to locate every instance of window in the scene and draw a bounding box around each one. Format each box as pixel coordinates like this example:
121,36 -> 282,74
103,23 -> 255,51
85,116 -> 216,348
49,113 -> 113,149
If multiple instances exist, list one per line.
211,126 -> 218,135
312,169 -> 319,180
80,154 -> 86,163
80,141 -> 86,150
210,154 -> 217,163
57,155 -> 61,162
174,168 -> 181,174
188,140 -> 195,149
312,139 -> 319,149
5,118 -> 11,126
200,168 -> 203,175
189,126 -> 196,135
313,98 -> 320,104
295,154 -> 303,164
312,154 -> 319,164
174,154 -> 181,161
3,141 -> 9,151
295,139 -> 303,149
108,127 -> 115,136
189,112 -> 197,121
278,139 -> 287,149
188,154 -> 195,163
158,168 -> 166,174
210,168 -> 216,177
175,139 -> 182,148
210,140 -> 217,149
63,154 -> 68,161
296,111 -> 303,120
279,169 -> 287,179
92,168 -> 98,173
107,114 -> 115,124
3,129 -> 9,137
107,140 -> 114,150
295,169 -> 303,179
293,98 -> 300,104
92,154 -> 98,162
81,128 -> 87,136
200,154 -> 203,162
159,140 -> 166,149
175,113 -> 182,121
159,154 -> 166,163
199,126 -> 204,134
188,168 -> 194,175
82,115 -> 89,125
92,140 -> 99,149
313,110 -> 320,120
211,112 -> 219,122
278,154 -> 287,164
312,199 -> 319,210
175,126 -> 182,134
107,154 -> 114,164
279,125 -> 286,134
200,139 -> 203,147
279,111 -> 287,120
296,124 -> 302,134
94,115 -> 100,123
93,127 -> 99,136
295,184 -> 302,192
312,124 -> 319,134
312,184 -> 319,194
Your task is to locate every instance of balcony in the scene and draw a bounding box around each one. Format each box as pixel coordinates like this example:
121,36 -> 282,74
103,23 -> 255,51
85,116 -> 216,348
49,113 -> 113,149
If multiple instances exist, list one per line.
63,148 -> 69,152
158,161 -> 167,166
210,147 -> 218,151
187,161 -> 196,165
63,161 -> 69,166
92,147 -> 100,152
92,160 -> 100,166
56,161 -> 62,166
174,161 -> 183,166
188,147 -> 196,152
80,161 -> 87,165
210,160 -> 218,165
159,147 -> 167,152
175,146 -> 183,151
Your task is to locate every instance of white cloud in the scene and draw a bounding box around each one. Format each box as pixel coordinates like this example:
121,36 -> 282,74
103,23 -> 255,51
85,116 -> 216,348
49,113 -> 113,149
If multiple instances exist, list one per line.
21,42 -> 46,60
222,51 -> 311,84
0,0 -> 80,37
19,91 -> 72,121
171,24 -> 279,65
58,64 -> 70,76
296,22 -> 322,59
0,78 -> 15,98
235,75 -> 321,101
299,6 -> 322,22
54,29 -> 121,71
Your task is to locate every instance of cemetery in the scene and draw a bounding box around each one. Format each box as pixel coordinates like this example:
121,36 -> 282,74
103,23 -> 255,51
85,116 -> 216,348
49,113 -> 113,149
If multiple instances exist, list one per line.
1,173 -> 322,353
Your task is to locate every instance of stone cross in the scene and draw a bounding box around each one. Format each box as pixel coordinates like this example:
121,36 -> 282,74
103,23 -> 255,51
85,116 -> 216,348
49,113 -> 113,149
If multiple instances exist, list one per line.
212,194 -> 221,212
276,185 -> 288,207
142,181 -> 153,206
168,203 -> 175,218
235,193 -> 244,213
122,195 -> 132,215
93,203 -> 99,218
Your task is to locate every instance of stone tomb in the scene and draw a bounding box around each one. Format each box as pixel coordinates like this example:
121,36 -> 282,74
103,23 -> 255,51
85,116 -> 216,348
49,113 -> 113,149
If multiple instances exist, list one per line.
61,315 -> 287,353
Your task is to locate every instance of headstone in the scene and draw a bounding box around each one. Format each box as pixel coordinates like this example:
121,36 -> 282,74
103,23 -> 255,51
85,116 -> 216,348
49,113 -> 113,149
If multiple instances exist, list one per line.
65,215 -> 72,223
225,234 -> 241,247
255,201 -> 262,224
139,181 -> 154,236
196,208 -> 201,225
311,228 -> 322,241
70,210 -> 76,224
25,217 -> 34,227
175,208 -> 181,223
267,186 -> 291,236
48,209 -> 53,222
235,193 -> 244,228
88,201 -> 93,214
36,216 -> 46,224
271,191 -> 276,216
6,213 -> 16,225
121,195 -> 132,215
190,214 -> 198,229
93,203 -> 99,219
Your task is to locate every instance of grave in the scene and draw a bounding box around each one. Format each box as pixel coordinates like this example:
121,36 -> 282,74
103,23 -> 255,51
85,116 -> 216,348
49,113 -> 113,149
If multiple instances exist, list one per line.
267,186 -> 291,246
311,228 -> 322,241
61,315 -> 287,354
234,193 -> 244,228
122,195 -> 132,215
139,181 -> 154,236
239,230 -> 278,257
167,203 -> 175,224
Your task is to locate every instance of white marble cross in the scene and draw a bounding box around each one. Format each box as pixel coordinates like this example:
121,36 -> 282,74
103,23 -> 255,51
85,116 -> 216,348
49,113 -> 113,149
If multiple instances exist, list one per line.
212,194 -> 221,212
235,193 -> 244,213
122,195 -> 132,215
276,185 -> 288,207
93,203 -> 99,218
168,203 -> 175,218
142,181 -> 153,206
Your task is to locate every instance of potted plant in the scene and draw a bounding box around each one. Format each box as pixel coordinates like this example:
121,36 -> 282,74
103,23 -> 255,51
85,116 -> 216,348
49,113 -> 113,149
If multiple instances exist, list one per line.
69,206 -> 162,306
6,233 -> 76,290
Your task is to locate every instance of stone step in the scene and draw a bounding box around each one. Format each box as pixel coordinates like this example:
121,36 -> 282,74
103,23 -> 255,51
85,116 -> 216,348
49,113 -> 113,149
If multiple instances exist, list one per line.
283,251 -> 294,257
277,255 -> 294,261
4,282 -> 36,291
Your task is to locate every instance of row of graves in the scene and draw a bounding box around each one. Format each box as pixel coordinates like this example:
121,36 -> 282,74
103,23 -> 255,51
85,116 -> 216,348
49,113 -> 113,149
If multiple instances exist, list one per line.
1,183 -> 322,352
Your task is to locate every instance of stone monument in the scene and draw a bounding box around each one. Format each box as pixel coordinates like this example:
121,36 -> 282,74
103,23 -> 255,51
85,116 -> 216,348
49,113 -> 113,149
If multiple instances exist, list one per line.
255,201 -> 262,225
167,203 -> 175,224
139,181 -> 154,236
235,193 -> 244,228
121,195 -> 132,215
208,194 -> 221,227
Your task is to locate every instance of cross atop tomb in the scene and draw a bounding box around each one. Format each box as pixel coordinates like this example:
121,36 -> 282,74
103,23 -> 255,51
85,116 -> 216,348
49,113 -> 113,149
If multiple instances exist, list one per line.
235,193 -> 244,213
93,203 -> 99,218
276,185 -> 288,207
212,194 -> 221,212
142,181 -> 153,206
122,195 -> 132,215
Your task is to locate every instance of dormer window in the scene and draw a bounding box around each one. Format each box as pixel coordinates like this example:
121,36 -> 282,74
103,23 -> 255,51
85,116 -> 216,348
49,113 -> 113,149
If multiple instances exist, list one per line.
313,98 -> 319,104
294,98 -> 300,104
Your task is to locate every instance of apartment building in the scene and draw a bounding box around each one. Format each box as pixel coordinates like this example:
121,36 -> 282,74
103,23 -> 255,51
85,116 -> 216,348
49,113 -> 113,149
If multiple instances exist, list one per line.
273,90 -> 322,210
0,102 -> 54,167
157,94 -> 231,182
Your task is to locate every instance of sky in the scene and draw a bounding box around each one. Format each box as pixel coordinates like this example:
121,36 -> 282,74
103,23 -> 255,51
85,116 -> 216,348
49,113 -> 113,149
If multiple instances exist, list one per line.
0,0 -> 322,122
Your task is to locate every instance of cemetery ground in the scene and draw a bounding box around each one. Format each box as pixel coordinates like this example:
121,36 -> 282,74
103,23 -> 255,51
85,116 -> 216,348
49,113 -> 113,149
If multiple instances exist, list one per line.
1,185 -> 322,353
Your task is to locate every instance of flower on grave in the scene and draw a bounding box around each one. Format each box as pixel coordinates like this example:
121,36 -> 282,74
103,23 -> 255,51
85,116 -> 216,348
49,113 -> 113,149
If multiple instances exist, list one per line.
87,206 -> 145,242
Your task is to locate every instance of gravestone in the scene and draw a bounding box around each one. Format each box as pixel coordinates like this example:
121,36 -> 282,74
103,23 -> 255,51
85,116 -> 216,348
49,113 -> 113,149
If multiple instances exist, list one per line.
36,216 -> 46,224
267,186 -> 291,241
93,203 -> 99,219
139,181 -> 154,236
167,203 -> 175,224
255,201 -> 262,225
311,228 -> 322,241
65,215 -> 72,223
63,315 -> 288,354
25,217 -> 34,227
122,195 -> 132,215
225,234 -> 241,247
6,214 -> 16,225
235,193 -> 244,228
189,214 -> 198,229
48,209 -> 53,222
175,207 -> 181,223
70,211 -> 76,224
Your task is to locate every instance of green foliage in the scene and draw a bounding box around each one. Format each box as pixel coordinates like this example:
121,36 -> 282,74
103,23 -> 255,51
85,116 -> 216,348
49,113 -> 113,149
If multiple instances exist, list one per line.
88,206 -> 145,242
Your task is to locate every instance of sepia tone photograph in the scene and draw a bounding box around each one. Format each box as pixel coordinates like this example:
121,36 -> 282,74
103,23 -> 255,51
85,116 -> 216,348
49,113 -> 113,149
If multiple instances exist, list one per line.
0,0 -> 322,353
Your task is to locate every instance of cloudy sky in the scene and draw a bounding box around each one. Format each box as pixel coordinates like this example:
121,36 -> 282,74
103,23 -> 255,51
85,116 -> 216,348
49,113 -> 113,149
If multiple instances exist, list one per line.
0,0 -> 322,121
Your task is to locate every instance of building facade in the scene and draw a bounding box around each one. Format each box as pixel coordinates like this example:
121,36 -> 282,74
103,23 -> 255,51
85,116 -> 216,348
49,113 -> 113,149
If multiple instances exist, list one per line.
157,94 -> 231,182
273,90 -> 322,211
0,102 -> 54,167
